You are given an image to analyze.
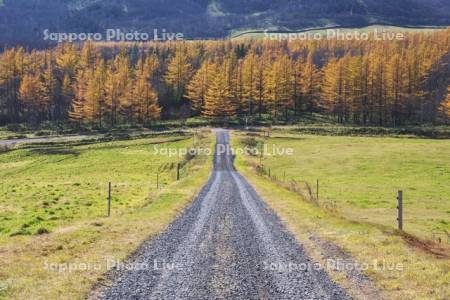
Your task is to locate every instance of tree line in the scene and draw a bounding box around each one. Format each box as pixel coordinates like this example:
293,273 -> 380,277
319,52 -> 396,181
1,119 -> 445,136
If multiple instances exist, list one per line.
1,30 -> 450,128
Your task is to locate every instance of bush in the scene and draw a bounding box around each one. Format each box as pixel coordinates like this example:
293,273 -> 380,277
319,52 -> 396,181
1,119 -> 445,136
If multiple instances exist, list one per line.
6,123 -> 26,132
35,227 -> 50,235
35,131 -> 50,136
241,137 -> 258,148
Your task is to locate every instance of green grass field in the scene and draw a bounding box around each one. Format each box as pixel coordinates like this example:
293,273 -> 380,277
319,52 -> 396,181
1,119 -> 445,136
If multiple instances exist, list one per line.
236,131 -> 450,241
0,133 -> 205,236
0,131 -> 213,299
233,130 -> 450,299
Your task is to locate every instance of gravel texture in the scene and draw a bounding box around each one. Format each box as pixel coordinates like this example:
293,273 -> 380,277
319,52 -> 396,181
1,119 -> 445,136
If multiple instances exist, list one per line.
99,130 -> 351,300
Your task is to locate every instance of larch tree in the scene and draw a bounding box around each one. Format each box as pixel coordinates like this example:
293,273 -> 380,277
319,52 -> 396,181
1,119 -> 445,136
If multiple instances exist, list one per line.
165,47 -> 192,104
292,58 -> 302,115
346,55 -> 366,123
134,57 -> 160,124
264,53 -> 293,120
185,60 -> 210,115
38,54 -> 57,121
223,53 -> 239,117
69,69 -> 88,124
241,51 -> 257,115
371,47 -> 388,126
202,63 -> 222,119
440,86 -> 450,121
263,55 -> 278,118
0,48 -> 23,122
105,60 -> 119,127
2,30 -> 450,126
54,45 -> 79,120
278,55 -> 294,120
321,57 -> 345,122
116,55 -> 134,124
300,52 -> 321,113
19,73 -> 40,124
80,42 -> 97,69
203,61 -> 237,119
254,54 -> 266,117
105,52 -> 132,126
84,59 -> 107,126
60,73 -> 74,120
386,52 -> 407,126
55,44 -> 79,79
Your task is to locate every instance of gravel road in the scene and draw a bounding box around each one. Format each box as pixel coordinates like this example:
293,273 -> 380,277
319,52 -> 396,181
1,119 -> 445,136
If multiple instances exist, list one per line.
99,130 -> 350,300
0,135 -> 90,146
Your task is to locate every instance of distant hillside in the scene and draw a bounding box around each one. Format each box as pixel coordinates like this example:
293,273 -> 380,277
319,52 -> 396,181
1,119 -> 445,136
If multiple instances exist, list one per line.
230,25 -> 447,40
0,0 -> 450,46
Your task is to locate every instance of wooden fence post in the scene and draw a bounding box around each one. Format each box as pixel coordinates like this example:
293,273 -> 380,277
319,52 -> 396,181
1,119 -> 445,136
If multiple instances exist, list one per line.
316,179 -> 319,201
157,173 -> 159,189
397,190 -> 403,230
107,182 -> 111,217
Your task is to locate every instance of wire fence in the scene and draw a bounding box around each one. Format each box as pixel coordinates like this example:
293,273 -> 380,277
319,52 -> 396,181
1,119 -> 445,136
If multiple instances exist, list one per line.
254,162 -> 449,246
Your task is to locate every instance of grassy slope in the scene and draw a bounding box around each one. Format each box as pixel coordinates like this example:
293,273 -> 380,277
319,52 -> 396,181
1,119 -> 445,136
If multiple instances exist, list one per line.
233,132 -> 450,299
0,132 -> 213,299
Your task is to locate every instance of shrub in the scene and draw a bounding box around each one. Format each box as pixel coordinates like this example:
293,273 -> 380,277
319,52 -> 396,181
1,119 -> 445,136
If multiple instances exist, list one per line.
9,229 -> 31,237
241,137 -> 258,148
35,227 -> 50,235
